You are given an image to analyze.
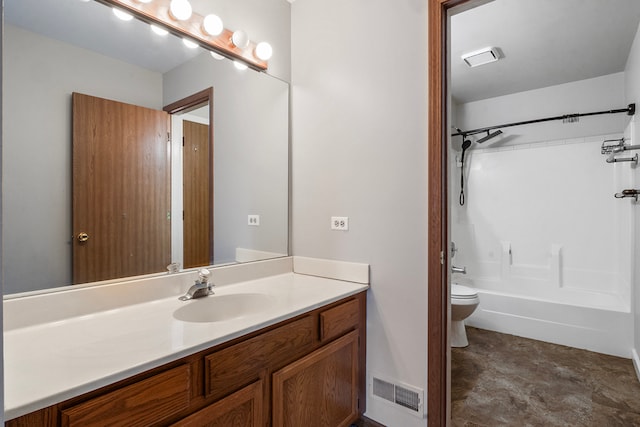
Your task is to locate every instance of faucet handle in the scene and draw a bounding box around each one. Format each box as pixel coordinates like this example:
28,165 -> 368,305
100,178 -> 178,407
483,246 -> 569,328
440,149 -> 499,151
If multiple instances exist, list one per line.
451,265 -> 467,275
198,268 -> 211,283
167,262 -> 180,274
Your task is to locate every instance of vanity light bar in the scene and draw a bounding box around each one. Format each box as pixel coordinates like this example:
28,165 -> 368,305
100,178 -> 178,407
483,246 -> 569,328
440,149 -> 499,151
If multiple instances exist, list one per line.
96,0 -> 269,71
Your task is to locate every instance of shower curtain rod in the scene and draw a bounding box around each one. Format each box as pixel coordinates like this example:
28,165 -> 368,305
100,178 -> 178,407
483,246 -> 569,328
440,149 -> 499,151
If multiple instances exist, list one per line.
451,103 -> 636,138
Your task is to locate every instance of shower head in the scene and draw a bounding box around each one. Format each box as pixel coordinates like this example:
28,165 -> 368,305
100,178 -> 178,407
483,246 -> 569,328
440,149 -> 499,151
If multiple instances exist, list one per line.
476,130 -> 503,144
461,139 -> 472,150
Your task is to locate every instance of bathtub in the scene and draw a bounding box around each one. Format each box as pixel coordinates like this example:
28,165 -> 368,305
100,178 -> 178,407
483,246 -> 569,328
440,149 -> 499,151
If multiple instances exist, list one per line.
466,288 -> 633,358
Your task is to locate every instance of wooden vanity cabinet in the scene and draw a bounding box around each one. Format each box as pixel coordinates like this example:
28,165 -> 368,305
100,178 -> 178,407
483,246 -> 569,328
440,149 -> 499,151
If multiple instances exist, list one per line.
5,291 -> 366,427
273,331 -> 359,427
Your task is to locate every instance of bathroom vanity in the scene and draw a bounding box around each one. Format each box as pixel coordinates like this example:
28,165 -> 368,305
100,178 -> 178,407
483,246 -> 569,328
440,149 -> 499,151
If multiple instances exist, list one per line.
4,257 -> 369,426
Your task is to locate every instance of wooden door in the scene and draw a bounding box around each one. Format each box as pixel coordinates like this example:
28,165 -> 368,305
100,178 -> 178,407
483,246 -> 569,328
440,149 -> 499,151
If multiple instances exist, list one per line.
182,120 -> 211,268
272,331 -> 359,427
72,93 -> 171,284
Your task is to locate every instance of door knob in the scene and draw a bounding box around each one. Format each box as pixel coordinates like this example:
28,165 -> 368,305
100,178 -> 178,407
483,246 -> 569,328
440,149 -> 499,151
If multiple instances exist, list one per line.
77,232 -> 90,243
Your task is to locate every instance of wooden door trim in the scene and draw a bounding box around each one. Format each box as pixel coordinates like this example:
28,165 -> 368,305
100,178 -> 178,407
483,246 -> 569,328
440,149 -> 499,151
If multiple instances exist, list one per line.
427,0 -> 473,425
164,88 -> 214,265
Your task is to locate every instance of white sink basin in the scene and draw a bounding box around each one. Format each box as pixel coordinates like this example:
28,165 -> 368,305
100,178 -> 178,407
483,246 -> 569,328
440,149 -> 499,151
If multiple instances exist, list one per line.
173,293 -> 274,323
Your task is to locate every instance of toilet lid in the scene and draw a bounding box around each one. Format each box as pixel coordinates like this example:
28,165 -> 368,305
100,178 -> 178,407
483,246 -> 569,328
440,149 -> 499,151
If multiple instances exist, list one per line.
451,283 -> 478,298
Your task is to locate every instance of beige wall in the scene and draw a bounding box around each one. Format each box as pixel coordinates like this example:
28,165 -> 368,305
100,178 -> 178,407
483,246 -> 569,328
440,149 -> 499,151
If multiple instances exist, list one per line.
3,25 -> 162,293
291,0 -> 429,425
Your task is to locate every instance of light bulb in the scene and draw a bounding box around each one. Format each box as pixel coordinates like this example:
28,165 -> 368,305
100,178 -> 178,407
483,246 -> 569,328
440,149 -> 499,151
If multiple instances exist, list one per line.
169,0 -> 192,21
234,61 -> 248,71
113,8 -> 133,21
203,14 -> 223,36
210,52 -> 225,60
255,42 -> 273,61
150,24 -> 168,36
137,0 -> 153,3
231,30 -> 249,49
182,38 -> 198,49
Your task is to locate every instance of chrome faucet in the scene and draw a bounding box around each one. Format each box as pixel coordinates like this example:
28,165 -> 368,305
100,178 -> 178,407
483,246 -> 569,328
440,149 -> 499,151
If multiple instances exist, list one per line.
179,269 -> 214,301
451,265 -> 467,275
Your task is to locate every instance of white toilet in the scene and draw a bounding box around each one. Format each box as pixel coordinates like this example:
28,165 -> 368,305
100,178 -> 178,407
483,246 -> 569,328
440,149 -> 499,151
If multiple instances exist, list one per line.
451,283 -> 479,348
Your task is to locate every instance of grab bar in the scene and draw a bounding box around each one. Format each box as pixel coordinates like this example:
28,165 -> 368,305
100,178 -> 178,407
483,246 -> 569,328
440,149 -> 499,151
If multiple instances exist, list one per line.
606,153 -> 638,164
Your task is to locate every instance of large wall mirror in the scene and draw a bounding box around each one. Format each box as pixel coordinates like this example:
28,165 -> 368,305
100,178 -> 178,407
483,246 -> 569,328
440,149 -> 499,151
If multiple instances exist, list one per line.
3,0 -> 289,294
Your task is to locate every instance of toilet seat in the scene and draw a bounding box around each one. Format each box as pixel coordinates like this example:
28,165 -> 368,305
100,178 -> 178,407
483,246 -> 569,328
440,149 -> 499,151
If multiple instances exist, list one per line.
451,284 -> 477,299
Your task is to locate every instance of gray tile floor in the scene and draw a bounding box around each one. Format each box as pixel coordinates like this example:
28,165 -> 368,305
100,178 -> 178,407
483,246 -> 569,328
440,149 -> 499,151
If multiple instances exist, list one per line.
452,327 -> 640,426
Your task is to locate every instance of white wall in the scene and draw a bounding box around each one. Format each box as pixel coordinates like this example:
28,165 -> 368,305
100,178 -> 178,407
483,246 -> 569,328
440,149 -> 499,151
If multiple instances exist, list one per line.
624,20 -> 640,375
291,0 -> 428,425
455,73 -> 628,147
2,25 -> 162,294
163,54 -> 289,265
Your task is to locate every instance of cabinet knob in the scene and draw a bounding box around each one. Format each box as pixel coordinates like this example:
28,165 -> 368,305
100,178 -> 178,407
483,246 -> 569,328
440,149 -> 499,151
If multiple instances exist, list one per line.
77,232 -> 90,243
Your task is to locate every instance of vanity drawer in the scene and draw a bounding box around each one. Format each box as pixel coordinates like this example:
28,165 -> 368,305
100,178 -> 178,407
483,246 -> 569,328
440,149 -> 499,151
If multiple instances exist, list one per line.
60,364 -> 192,427
205,315 -> 316,400
320,298 -> 360,342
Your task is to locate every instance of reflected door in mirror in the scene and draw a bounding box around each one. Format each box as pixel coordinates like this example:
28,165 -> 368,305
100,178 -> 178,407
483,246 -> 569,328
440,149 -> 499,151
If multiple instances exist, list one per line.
72,93 -> 171,284
183,119 -> 212,268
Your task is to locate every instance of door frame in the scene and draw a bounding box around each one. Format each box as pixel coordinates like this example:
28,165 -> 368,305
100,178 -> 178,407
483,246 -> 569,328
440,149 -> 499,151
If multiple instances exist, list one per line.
164,87 -> 215,266
427,0 -> 474,425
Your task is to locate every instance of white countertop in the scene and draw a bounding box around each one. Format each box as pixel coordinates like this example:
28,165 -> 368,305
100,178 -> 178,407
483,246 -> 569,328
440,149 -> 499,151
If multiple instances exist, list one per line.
4,270 -> 368,420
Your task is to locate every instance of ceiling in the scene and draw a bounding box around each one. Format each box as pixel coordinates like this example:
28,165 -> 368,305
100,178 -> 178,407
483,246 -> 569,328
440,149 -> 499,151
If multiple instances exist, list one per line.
5,0 -> 206,74
451,0 -> 640,103
8,0 -> 640,103
5,0 -> 288,75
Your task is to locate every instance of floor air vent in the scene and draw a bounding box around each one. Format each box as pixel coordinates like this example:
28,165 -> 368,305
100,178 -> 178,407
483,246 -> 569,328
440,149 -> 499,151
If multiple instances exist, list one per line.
370,375 -> 424,418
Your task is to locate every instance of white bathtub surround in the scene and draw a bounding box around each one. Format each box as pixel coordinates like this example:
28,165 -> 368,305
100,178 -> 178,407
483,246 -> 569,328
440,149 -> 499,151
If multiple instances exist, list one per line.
3,256 -> 369,420
452,134 -> 633,304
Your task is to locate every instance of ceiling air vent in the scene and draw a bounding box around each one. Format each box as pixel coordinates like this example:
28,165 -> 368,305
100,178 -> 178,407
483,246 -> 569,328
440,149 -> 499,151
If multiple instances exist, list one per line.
461,46 -> 501,67
370,374 -> 424,418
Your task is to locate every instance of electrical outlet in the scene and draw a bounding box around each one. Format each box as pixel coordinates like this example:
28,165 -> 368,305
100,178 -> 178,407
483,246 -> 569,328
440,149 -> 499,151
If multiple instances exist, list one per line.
248,214 -> 260,226
331,216 -> 349,231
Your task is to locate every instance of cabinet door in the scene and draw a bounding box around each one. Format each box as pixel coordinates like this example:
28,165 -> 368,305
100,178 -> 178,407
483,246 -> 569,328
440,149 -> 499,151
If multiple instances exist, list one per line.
171,381 -> 263,427
272,331 -> 359,427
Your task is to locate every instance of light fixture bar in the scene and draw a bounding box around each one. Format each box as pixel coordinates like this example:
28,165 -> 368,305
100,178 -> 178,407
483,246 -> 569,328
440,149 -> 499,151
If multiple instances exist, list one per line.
95,0 -> 268,71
